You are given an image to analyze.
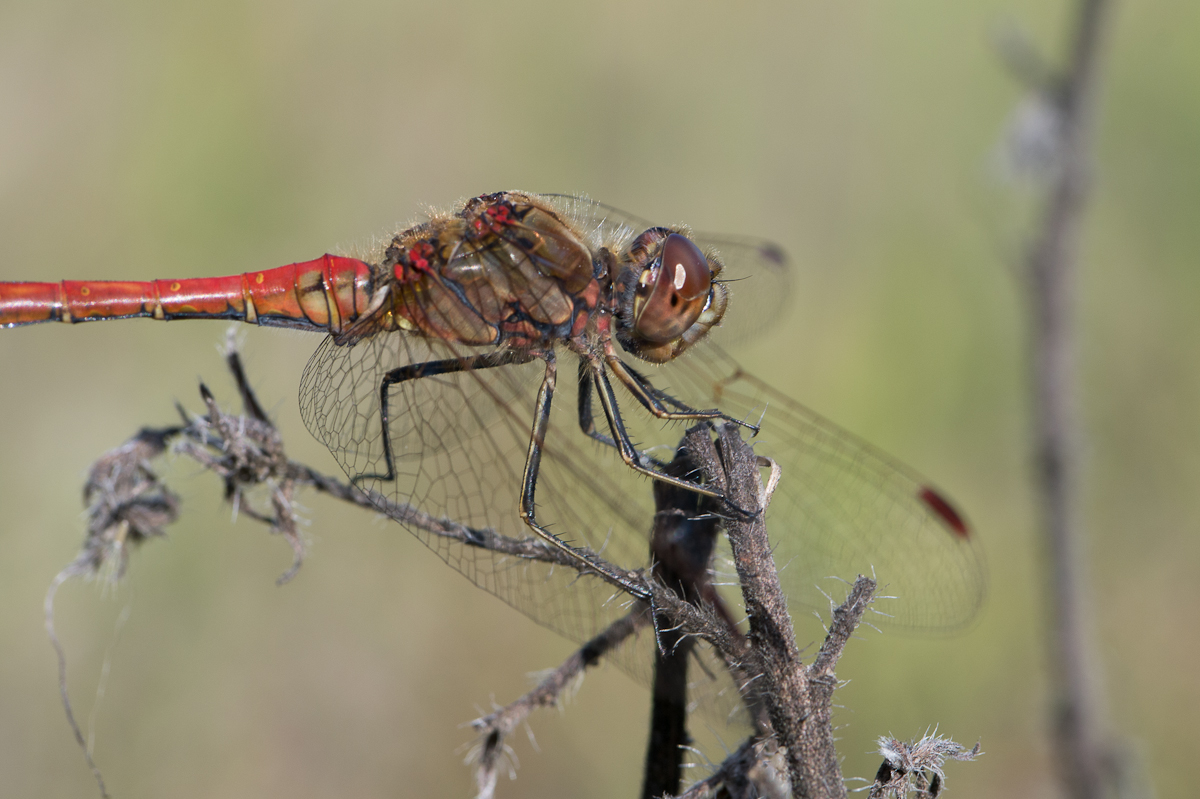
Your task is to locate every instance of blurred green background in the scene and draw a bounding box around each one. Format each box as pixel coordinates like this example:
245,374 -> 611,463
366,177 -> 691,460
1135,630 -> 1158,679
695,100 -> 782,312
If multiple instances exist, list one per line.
1,0 -> 1196,796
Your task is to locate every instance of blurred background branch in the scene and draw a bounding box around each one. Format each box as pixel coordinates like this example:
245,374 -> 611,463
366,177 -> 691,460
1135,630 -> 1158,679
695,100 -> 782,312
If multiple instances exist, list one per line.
1013,1 -> 1131,797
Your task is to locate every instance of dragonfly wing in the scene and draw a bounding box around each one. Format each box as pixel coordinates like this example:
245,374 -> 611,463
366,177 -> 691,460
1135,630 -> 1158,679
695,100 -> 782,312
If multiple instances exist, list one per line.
639,341 -> 987,632
537,193 -> 654,252
695,234 -> 793,347
298,332 -> 662,644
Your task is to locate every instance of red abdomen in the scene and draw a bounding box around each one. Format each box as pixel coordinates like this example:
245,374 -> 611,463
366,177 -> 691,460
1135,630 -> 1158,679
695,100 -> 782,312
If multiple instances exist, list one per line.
0,255 -> 374,334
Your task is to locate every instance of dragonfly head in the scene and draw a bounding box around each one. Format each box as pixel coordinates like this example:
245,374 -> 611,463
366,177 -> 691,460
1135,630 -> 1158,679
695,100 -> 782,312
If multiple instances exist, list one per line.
613,229 -> 728,363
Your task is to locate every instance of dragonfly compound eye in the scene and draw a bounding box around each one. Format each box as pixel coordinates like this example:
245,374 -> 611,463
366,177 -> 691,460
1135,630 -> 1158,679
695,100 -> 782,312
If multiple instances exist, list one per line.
632,234 -> 712,344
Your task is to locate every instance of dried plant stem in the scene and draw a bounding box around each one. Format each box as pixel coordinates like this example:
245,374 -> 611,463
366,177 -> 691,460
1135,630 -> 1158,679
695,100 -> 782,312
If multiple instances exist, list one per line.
648,425 -> 875,799
59,354 -> 921,799
470,609 -> 650,799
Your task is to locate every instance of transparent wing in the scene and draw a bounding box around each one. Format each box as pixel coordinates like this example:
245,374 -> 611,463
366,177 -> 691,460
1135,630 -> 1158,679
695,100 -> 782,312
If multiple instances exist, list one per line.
300,326 -> 984,638
698,234 -> 792,346
537,193 -> 654,248
635,341 -> 987,632
298,332 -> 659,645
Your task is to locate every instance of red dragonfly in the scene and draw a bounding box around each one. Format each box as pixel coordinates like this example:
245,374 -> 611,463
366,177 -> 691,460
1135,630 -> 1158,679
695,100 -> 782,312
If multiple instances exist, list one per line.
0,191 -> 984,643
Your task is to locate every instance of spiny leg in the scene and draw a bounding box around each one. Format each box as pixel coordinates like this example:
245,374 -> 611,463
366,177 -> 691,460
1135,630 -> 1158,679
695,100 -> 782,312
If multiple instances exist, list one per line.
576,356 -> 643,449
604,352 -> 757,434
352,349 -> 534,486
582,354 -> 755,515
576,356 -> 613,447
588,359 -> 732,502
519,351 -> 650,600
576,358 -> 674,471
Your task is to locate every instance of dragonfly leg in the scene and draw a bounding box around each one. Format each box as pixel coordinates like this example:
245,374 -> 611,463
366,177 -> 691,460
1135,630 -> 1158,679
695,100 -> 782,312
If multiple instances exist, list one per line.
351,349 -> 535,486
576,358 -> 674,469
589,360 -> 733,502
576,357 -> 612,446
519,351 -> 651,600
604,353 -> 758,434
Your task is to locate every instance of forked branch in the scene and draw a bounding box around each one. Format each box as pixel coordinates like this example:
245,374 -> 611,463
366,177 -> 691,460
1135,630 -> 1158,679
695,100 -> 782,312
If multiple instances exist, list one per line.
52,347 -> 976,799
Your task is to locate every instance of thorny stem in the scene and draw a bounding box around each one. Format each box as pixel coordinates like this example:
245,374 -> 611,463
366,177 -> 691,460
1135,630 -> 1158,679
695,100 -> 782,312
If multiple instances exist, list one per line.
711,424 -> 833,798
50,353 -> 947,799
640,424 -> 879,799
470,609 -> 650,799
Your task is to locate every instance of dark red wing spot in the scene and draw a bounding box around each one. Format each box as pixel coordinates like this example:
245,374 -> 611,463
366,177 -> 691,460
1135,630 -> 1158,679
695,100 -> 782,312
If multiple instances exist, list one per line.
919,487 -> 970,538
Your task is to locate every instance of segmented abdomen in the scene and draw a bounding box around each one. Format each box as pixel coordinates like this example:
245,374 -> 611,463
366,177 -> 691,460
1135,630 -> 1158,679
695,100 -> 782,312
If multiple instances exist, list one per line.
0,255 -> 374,333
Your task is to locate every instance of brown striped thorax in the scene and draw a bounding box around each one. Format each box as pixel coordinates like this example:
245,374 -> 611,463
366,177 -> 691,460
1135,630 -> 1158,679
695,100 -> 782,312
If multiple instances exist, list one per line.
368,191 -> 727,363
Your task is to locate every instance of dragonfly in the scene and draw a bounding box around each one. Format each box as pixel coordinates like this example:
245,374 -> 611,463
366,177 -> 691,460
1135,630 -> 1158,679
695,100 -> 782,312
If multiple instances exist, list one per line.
0,190 -> 985,649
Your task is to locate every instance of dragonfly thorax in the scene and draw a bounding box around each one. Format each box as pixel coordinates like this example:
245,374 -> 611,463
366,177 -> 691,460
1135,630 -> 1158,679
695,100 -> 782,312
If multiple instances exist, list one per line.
372,193 -> 600,349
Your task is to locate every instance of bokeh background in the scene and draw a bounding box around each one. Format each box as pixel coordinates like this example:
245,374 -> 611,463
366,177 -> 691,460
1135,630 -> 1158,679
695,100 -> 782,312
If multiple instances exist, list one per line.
1,1 -> 1196,797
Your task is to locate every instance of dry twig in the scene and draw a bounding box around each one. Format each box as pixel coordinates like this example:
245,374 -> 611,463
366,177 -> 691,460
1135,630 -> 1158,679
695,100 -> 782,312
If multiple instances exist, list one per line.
48,348 -> 975,799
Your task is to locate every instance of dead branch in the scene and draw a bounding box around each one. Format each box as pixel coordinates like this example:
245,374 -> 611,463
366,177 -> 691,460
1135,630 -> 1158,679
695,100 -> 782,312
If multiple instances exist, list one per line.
635,425 -> 883,799
673,738 -> 789,799
709,424 -> 843,798
469,608 -> 650,799
50,347 -> 599,798
52,349 -> 975,799
74,349 -> 589,586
